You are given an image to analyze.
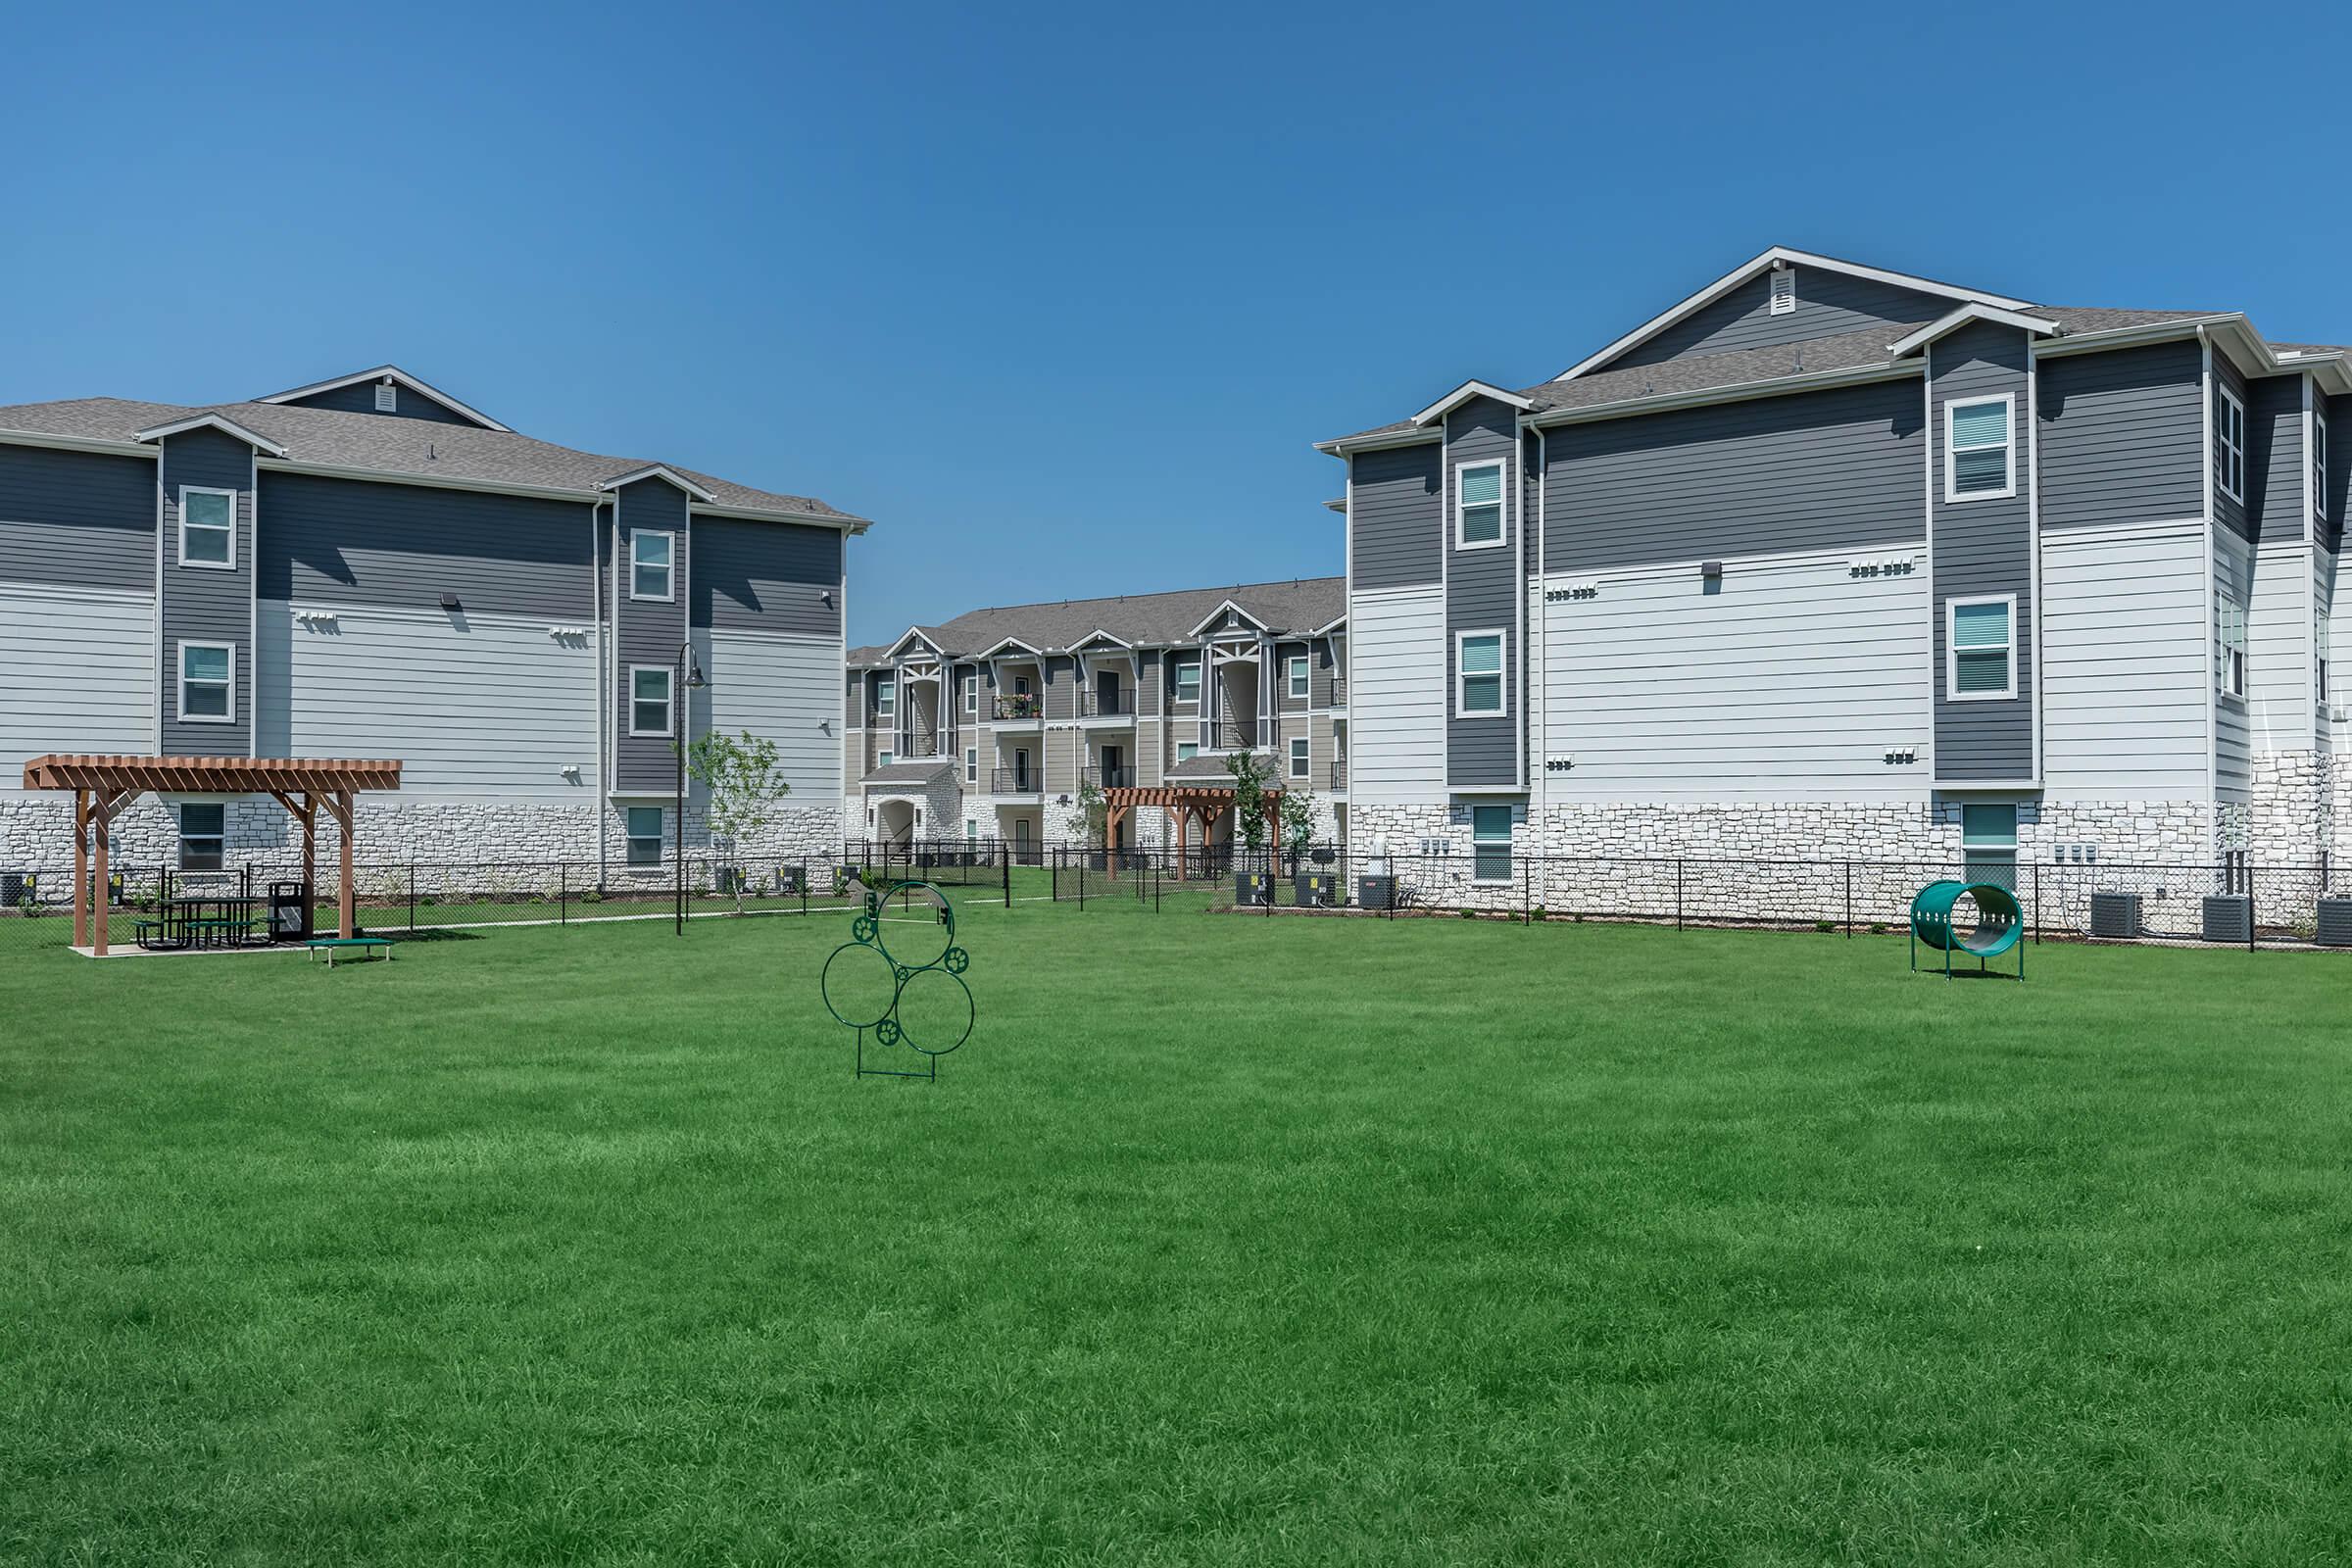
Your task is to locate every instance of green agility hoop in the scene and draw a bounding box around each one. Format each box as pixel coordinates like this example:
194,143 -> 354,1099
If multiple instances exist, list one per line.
1909,880 -> 2025,980
820,881 -> 975,1079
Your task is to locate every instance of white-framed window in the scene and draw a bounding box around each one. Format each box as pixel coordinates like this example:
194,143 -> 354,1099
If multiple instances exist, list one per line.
2319,612 -> 2331,701
1455,461 -> 1505,548
961,672 -> 978,714
874,676 -> 895,718
1289,737 -> 1310,779
1960,802 -> 2019,889
964,818 -> 978,841
1173,661 -> 1200,703
1471,805 -> 1513,884
624,805 -> 664,867
1176,741 -> 1199,762
1287,655 -> 1310,700
1944,395 -> 2015,502
877,749 -> 895,768
629,665 -> 673,736
1455,630 -> 1506,717
1945,598 -> 2016,701
2315,408 -> 2329,522
964,746 -> 978,784
630,530 -> 674,601
2216,590 -> 2247,699
177,487 -> 236,568
178,802 -> 225,871
1769,266 -> 1795,316
2217,385 -> 2246,503
176,641 -> 235,723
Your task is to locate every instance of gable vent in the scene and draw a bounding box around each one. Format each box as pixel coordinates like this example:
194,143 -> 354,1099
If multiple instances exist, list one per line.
375,380 -> 397,413
1769,267 -> 1795,316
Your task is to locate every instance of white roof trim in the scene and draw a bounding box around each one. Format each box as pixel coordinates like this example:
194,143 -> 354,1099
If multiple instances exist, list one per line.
1410,379 -> 1538,426
131,413 -> 290,457
883,625 -> 944,659
1554,246 -> 2038,382
1308,613 -> 1348,637
976,636 -> 1042,659
1312,426 -> 1442,458
254,366 -> 512,432
1524,359 -> 1923,431
689,502 -> 870,534
1187,598 -> 1271,637
596,465 -> 717,502
2030,311 -> 2352,395
1886,304 -> 2062,358
0,426 -> 159,460
1071,627 -> 1133,650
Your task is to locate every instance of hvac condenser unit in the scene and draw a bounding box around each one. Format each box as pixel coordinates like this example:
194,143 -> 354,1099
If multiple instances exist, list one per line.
2201,895 -> 2253,944
2088,892 -> 2141,939
2316,898 -> 2352,948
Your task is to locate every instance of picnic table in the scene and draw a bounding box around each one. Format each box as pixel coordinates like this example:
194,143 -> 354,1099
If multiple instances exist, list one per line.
136,895 -> 266,952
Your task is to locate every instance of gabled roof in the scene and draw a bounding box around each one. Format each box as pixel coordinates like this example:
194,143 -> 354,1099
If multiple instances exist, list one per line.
1554,246 -> 2038,381
596,464 -> 717,502
255,366 -> 511,432
1411,379 -> 1538,426
847,577 -> 1345,666
131,410 -> 290,456
1189,598 -> 1271,637
1071,628 -> 1133,651
861,760 -> 956,787
884,625 -> 947,659
1886,303 -> 2062,358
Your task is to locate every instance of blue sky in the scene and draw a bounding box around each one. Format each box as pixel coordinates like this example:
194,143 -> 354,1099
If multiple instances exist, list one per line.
7,0 -> 2352,644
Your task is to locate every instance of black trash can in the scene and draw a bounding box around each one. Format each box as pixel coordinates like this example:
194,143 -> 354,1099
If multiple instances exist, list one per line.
270,881 -> 311,942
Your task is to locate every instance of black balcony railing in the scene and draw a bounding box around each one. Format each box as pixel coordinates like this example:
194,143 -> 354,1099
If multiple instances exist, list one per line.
1329,674 -> 1347,707
993,694 -> 1042,722
892,731 -> 944,759
1083,766 -> 1135,789
1329,760 -> 1348,791
1078,690 -> 1135,718
991,767 -> 1040,794
1208,719 -> 1263,750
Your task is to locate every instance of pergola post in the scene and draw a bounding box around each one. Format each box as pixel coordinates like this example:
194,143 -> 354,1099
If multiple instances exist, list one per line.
90,791 -> 113,956
322,790 -> 357,937
73,788 -> 89,949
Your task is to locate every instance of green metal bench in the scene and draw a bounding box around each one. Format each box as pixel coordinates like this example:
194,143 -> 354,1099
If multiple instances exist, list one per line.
305,936 -> 393,968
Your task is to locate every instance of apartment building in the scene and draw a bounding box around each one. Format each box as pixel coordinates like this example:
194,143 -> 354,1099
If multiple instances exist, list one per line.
846,579 -> 1347,856
0,367 -> 866,878
1320,247 -> 2345,881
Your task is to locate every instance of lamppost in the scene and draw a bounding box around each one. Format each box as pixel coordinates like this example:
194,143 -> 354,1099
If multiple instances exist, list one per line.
674,640 -> 708,936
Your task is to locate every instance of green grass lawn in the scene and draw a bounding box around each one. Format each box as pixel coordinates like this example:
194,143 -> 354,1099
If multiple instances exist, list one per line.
4,905 -> 2349,1565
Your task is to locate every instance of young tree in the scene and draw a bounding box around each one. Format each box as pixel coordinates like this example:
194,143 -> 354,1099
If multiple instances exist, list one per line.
1278,782 -> 1319,872
1062,775 -> 1108,852
1226,751 -> 1271,860
682,729 -> 794,911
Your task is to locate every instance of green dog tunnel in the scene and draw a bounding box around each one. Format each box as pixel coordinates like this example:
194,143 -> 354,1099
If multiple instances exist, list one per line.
1909,880 -> 2026,980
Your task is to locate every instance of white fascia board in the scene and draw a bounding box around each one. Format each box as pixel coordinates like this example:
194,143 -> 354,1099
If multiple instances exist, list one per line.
1307,613 -> 1347,636
254,366 -> 512,432
0,426 -> 158,459
1409,379 -> 1537,427
1072,627 -> 1133,650
1187,598 -> 1270,636
975,636 -> 1041,659
1522,359 -> 1921,431
689,502 -> 871,534
1886,304 -> 2062,358
132,413 -> 289,457
883,625 -> 943,659
1312,428 -> 1443,458
597,465 -> 718,502
258,457 -> 594,504
1553,246 -> 2037,382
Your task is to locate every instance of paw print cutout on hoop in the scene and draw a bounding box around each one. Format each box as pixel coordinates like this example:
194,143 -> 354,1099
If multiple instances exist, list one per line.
820,879 -> 974,1081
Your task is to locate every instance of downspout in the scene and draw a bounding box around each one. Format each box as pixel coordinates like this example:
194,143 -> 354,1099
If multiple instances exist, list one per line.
592,497 -> 609,890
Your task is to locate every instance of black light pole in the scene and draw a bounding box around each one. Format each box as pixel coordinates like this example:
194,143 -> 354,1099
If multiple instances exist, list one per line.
674,641 -> 708,936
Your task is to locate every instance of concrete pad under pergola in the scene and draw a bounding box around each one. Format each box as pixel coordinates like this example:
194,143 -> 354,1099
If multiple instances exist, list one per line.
20,755 -> 404,956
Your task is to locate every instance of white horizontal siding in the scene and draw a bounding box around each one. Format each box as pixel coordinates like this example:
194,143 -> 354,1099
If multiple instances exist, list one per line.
2213,535 -> 2251,803
1538,549 -> 1930,802
255,600 -> 600,796
2040,521 -> 2209,800
2246,539 -> 2312,751
689,629 -> 844,808
0,581 -> 153,790
1348,585 -> 1445,805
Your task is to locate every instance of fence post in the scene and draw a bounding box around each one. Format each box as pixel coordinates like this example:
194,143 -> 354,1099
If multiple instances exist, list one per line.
1078,853 -> 1086,911
409,859 -> 417,933
2248,862 -> 2258,953
1844,860 -> 1853,939
2032,861 -> 2041,945
561,862 -> 568,926
1676,858 -> 1684,931
1523,855 -> 1530,925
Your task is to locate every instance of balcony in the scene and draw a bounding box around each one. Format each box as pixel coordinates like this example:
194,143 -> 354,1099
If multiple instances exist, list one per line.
991,766 -> 1041,795
893,731 -> 945,759
1329,674 -> 1347,708
1083,765 -> 1135,789
993,694 -> 1043,723
1077,690 -> 1135,719
1329,760 -> 1348,791
1207,719 -> 1264,750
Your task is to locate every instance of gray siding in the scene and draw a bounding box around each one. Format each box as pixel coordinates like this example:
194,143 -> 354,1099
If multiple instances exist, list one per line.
689,518 -> 843,636
159,427 -> 256,757
277,381 -> 479,425
1606,269 -> 1955,371
2214,353 -> 2252,541
2035,342 -> 2203,531
612,476 -> 692,793
1349,442 -> 1442,591
258,471 -> 594,618
1445,398 -> 1518,789
2246,374 -> 2305,547
2327,393 -> 2352,555
1929,322 -> 2034,782
0,443 -> 155,593
1544,378 -> 1925,571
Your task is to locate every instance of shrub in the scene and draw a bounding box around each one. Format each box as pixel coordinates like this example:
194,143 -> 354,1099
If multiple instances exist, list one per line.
1531,905 -> 1547,921
1815,920 -> 1836,934
1870,921 -> 1887,935
580,889 -> 604,905
1459,907 -> 1475,920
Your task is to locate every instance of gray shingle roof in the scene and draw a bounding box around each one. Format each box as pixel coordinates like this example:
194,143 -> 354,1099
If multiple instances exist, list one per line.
1165,750 -> 1272,784
1320,305 -> 2226,448
860,760 -> 955,786
849,575 -> 1345,664
0,395 -> 868,523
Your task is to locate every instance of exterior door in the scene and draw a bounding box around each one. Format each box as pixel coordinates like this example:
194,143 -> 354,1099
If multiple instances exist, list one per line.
1014,747 -> 1031,791
1100,744 -> 1124,788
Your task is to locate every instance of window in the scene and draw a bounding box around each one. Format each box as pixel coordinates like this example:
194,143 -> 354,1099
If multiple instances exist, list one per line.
1944,396 -> 2014,501
878,749 -> 895,768
177,487 -> 235,568
2217,386 -> 2246,503
874,677 -> 895,717
2216,591 -> 2247,699
1455,461 -> 1505,548
1472,805 -> 1513,884
630,665 -> 673,736
375,381 -> 398,413
1945,598 -> 2015,701
178,803 -> 224,872
1290,737 -> 1310,779
961,673 -> 978,715
1287,656 -> 1309,700
1769,266 -> 1795,316
2320,613 -> 2331,702
1960,803 -> 2018,890
2316,409 -> 2329,522
1176,742 -> 1199,762
964,747 -> 978,784
964,819 -> 978,840
177,642 -> 234,722
630,530 -> 674,601
1456,631 -> 1506,716
1174,661 -> 1200,703
624,806 -> 664,867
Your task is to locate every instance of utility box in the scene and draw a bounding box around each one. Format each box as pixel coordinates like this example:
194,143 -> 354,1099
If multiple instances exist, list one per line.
1357,874 -> 1396,911
2201,895 -> 2252,944
775,863 -> 807,896
2316,897 -> 2352,948
1295,872 -> 1334,908
2089,892 -> 2141,939
1235,871 -> 1272,906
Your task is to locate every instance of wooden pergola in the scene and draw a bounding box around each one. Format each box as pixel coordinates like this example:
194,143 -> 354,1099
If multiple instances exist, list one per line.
20,755 -> 404,956
1102,781 -> 1281,879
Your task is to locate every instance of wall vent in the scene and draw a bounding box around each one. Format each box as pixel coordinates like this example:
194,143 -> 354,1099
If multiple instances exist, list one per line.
375,380 -> 397,413
1769,266 -> 1795,316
